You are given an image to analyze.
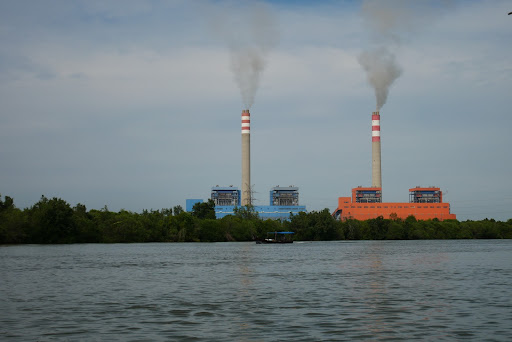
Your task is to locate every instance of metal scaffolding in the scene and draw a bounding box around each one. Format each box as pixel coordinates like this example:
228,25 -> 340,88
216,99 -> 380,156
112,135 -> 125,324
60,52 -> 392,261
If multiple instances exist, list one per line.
270,186 -> 299,206
211,186 -> 241,206
409,187 -> 441,203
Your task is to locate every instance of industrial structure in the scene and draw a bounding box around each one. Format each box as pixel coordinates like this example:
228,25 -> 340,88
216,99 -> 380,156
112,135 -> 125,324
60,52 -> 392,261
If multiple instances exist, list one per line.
353,187 -> 382,203
184,109 -> 307,220
333,186 -> 456,221
211,186 -> 240,206
270,186 -> 300,206
215,185 -> 305,219
409,187 -> 443,203
186,199 -> 204,212
189,102 -> 455,222
241,109 -> 251,206
333,110 -> 456,221
187,185 -> 306,220
372,111 -> 382,188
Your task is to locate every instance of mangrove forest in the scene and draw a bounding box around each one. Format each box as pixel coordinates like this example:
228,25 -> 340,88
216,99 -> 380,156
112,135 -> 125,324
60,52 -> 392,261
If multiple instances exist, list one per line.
1,194 -> 511,244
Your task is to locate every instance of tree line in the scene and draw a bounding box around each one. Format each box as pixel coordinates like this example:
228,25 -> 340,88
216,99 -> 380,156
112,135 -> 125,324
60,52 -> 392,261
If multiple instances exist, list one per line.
1,194 -> 511,244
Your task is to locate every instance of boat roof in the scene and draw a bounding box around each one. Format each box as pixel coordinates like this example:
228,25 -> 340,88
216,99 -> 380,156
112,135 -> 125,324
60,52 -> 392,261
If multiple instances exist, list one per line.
268,231 -> 294,234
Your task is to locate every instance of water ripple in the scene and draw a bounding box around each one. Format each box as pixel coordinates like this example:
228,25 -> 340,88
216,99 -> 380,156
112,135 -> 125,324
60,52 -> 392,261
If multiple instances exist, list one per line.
1,240 -> 512,341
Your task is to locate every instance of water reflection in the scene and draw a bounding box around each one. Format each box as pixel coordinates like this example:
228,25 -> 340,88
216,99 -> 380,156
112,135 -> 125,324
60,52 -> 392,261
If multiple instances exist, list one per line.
233,243 -> 258,342
354,241 -> 454,339
1,241 -> 511,341
360,242 -> 395,336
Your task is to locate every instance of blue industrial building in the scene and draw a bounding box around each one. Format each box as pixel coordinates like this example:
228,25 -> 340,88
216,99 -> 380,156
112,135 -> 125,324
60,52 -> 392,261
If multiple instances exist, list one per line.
211,186 -> 241,206
186,185 -> 306,220
186,199 -> 204,212
214,204 -> 306,220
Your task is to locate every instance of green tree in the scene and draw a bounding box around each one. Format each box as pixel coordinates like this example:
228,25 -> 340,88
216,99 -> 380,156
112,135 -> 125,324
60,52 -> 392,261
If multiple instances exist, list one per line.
287,211 -> 313,240
440,219 -> 460,239
112,210 -> 147,242
498,220 -> 512,239
192,199 -> 216,220
218,215 -> 240,241
72,203 -> 100,243
89,207 -> 117,243
472,219 -> 500,239
233,205 -> 260,221
369,216 -> 390,240
172,211 -> 197,242
344,219 -> 363,240
0,194 -> 14,211
198,219 -> 225,242
403,215 -> 418,239
255,219 -> 283,241
140,209 -> 167,242
386,220 -> 407,239
458,221 -> 475,239
173,205 -> 184,216
0,194 -> 27,244
233,219 -> 257,241
313,209 -> 340,240
27,196 -> 76,243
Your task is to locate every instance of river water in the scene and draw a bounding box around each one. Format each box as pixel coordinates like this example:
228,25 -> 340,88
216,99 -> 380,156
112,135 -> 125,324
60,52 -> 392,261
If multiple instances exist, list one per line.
1,240 -> 511,341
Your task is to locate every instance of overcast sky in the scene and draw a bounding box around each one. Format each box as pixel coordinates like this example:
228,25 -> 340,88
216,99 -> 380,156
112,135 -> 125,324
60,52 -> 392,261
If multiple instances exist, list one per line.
1,0 -> 511,221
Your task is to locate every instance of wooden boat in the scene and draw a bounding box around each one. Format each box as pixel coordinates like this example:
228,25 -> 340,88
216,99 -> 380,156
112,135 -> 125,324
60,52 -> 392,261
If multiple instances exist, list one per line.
256,231 -> 294,244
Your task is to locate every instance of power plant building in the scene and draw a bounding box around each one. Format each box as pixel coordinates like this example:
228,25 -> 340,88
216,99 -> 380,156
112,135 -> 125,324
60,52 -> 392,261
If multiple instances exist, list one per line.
353,187 -> 382,203
185,186 -> 306,219
270,186 -> 299,206
186,199 -> 204,212
211,186 -> 241,206
186,107 -> 306,220
333,109 -> 456,221
409,187 -> 442,203
334,186 -> 456,221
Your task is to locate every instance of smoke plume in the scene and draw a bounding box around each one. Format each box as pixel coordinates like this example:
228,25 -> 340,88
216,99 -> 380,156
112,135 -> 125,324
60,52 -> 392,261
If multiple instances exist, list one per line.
359,0 -> 451,110
213,2 -> 278,109
358,47 -> 402,110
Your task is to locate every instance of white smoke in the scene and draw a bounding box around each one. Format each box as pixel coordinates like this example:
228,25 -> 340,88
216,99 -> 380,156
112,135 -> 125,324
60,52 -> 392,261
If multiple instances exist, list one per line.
212,2 -> 278,109
359,0 -> 452,110
358,47 -> 402,110
230,47 -> 265,109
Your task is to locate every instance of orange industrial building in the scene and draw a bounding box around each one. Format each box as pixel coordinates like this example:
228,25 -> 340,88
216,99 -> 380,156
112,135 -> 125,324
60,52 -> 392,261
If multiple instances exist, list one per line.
333,109 -> 457,221
333,186 -> 456,221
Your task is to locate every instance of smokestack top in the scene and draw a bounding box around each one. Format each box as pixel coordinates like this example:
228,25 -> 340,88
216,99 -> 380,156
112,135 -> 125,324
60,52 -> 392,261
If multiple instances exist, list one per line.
372,111 -> 381,142
371,109 -> 382,189
241,109 -> 251,206
241,109 -> 250,134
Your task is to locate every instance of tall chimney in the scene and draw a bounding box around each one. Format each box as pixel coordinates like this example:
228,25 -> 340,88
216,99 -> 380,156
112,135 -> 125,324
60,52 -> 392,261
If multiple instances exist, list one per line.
372,111 -> 382,189
241,109 -> 251,206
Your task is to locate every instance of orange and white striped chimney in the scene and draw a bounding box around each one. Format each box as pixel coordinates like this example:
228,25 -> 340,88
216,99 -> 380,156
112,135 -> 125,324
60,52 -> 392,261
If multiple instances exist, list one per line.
372,111 -> 382,189
241,109 -> 251,206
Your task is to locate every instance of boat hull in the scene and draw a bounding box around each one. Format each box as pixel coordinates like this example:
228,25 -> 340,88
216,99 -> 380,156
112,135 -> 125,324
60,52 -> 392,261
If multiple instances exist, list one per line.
256,240 -> 293,244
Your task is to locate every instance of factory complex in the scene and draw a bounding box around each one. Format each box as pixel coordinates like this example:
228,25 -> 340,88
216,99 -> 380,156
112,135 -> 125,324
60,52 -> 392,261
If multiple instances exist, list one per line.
187,108 -> 456,221
187,185 -> 306,220
333,186 -> 456,221
186,109 -> 307,220
331,110 -> 456,221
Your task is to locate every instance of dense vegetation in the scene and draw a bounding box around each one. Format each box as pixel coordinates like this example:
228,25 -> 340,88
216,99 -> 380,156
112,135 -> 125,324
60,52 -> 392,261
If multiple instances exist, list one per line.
1,194 -> 511,244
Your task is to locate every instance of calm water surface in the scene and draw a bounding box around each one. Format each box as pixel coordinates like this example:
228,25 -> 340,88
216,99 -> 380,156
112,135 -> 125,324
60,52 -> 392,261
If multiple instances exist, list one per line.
1,240 -> 511,341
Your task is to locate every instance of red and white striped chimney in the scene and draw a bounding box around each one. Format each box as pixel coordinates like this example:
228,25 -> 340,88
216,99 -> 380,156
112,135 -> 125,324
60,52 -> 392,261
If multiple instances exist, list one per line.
241,109 -> 251,206
371,111 -> 382,189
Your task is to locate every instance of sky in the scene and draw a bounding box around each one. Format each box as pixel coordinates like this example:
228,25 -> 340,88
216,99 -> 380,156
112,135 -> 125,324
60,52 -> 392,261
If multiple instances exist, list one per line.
1,0 -> 511,221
